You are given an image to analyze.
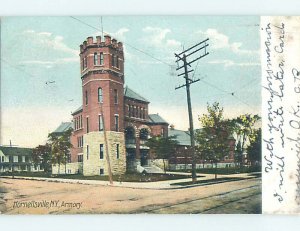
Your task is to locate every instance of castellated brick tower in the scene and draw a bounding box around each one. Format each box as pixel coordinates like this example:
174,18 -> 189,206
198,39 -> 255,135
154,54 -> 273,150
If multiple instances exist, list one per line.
80,35 -> 126,176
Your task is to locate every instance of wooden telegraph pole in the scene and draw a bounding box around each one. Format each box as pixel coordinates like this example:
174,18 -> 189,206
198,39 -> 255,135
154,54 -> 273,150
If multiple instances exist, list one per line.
174,38 -> 209,183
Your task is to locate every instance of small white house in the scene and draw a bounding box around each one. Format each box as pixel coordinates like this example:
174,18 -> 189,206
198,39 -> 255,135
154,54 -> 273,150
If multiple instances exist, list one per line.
0,146 -> 43,173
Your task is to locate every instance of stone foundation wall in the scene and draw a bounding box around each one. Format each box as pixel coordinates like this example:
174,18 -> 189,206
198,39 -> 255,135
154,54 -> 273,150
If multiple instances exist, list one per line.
83,131 -> 126,176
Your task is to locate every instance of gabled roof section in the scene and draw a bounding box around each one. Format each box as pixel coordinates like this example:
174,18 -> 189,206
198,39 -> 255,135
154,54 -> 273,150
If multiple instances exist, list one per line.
0,146 -> 33,156
53,122 -> 73,133
168,129 -> 191,146
148,114 -> 169,125
71,105 -> 83,116
124,86 -> 149,103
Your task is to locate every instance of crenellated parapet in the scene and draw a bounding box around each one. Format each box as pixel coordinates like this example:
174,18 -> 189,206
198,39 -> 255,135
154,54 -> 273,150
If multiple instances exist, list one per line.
80,35 -> 123,54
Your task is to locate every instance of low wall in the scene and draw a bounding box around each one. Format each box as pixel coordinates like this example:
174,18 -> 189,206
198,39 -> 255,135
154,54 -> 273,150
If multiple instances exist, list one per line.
52,162 -> 83,175
150,159 -> 169,170
169,162 -> 235,171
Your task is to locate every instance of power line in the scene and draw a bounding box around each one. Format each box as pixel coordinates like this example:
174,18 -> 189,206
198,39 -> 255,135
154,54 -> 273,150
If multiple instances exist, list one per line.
200,78 -> 255,109
70,16 -> 172,67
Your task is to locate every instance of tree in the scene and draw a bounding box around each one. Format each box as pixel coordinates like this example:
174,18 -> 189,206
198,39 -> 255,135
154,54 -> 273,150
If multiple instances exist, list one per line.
247,128 -> 261,167
232,114 -> 260,166
32,144 -> 52,172
48,129 -> 72,174
234,141 -> 243,168
146,135 -> 178,173
196,102 -> 234,179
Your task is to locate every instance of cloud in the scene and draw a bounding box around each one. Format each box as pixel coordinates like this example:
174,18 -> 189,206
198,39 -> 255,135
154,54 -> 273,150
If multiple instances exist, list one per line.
197,28 -> 259,55
112,28 -> 129,41
20,30 -> 79,68
24,30 -> 78,56
208,59 -> 260,67
142,26 -> 181,48
166,39 -> 181,47
20,57 -> 78,68
94,27 -> 129,42
1,106 -> 74,148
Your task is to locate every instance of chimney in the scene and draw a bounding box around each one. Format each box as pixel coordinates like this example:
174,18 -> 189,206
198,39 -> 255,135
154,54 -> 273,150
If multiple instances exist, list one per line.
9,140 -> 12,147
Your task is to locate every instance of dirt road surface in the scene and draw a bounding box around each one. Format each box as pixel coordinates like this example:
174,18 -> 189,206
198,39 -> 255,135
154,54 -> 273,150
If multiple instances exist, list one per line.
0,177 -> 261,214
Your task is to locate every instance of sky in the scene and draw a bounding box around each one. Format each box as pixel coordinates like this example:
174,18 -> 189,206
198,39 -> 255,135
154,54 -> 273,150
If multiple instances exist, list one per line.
0,16 -> 261,147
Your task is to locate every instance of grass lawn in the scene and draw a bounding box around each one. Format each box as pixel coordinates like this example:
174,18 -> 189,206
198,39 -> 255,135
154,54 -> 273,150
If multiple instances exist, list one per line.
0,171 -> 192,182
172,166 -> 261,175
171,177 -> 248,186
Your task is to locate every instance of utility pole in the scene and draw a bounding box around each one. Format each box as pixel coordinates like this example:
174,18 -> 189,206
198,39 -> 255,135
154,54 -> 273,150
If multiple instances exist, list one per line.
174,38 -> 209,183
99,103 -> 113,185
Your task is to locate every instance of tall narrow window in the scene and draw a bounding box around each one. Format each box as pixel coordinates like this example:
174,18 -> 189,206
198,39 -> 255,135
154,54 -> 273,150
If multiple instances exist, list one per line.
82,59 -> 85,70
100,52 -> 104,65
98,115 -> 104,131
87,145 -> 89,160
128,105 -> 131,117
94,52 -> 98,65
98,87 -> 103,103
161,128 -> 165,137
114,89 -> 118,104
116,56 -> 119,68
100,144 -> 104,159
86,117 -> 89,133
85,90 -> 88,105
112,54 -> 115,67
84,56 -> 87,69
116,144 -> 119,159
114,115 -> 119,132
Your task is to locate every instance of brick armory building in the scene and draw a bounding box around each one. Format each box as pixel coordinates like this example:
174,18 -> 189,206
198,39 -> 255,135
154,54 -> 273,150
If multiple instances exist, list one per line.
52,35 -> 235,176
52,35 -> 169,176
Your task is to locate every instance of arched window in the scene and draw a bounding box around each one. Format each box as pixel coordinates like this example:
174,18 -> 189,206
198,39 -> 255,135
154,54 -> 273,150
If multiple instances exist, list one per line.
98,87 -> 103,103
94,52 -> 98,65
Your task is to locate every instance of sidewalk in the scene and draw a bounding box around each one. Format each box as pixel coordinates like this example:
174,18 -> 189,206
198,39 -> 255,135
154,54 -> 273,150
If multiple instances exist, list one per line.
0,172 -> 256,190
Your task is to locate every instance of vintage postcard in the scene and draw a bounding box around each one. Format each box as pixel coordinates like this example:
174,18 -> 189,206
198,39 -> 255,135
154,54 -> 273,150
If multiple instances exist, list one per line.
0,15 -> 297,215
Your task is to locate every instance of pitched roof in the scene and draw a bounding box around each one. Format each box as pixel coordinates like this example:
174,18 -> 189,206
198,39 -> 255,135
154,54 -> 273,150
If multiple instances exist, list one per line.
53,122 -> 73,133
71,106 -> 83,116
168,129 -> 191,146
0,146 -> 33,156
124,86 -> 149,103
148,114 -> 168,124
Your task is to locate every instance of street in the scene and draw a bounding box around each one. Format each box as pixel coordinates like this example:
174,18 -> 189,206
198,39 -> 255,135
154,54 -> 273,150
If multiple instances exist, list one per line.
0,176 -> 261,214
